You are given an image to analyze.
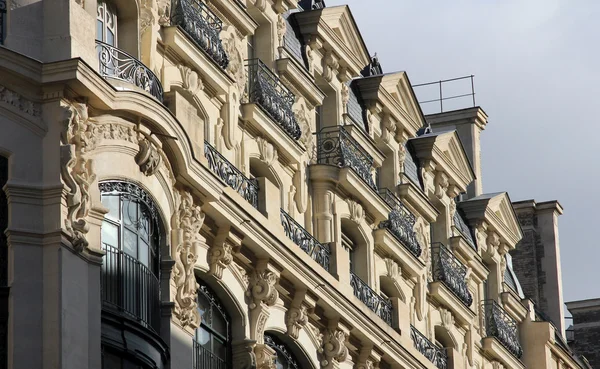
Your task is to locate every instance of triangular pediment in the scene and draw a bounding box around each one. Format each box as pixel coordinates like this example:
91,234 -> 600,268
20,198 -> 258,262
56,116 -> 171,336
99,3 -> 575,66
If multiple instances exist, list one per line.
319,6 -> 370,70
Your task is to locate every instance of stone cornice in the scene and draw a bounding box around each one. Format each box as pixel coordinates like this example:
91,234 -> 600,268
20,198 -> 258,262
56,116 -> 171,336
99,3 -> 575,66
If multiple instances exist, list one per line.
397,181 -> 439,223
209,0 -> 259,36
276,57 -> 325,107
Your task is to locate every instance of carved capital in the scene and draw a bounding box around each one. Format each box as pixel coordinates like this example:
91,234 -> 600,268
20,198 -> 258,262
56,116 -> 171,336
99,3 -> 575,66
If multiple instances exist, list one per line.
319,328 -> 348,369
255,343 -> 276,369
232,339 -> 258,369
171,189 -> 204,329
246,261 -> 280,343
285,289 -> 314,339
208,225 -> 241,280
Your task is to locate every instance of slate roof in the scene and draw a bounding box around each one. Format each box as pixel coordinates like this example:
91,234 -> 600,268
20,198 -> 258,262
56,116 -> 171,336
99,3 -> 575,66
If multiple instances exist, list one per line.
283,10 -> 307,68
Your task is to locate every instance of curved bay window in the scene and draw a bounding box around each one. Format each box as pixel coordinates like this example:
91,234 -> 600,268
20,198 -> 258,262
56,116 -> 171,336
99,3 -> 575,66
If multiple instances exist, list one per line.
100,180 -> 161,331
265,333 -> 300,369
194,282 -> 231,369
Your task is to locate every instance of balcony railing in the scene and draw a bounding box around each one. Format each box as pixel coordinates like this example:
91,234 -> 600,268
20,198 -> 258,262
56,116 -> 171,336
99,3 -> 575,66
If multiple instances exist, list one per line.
315,126 -> 376,190
482,300 -> 523,358
95,40 -> 164,102
204,141 -> 258,209
377,188 -> 421,257
246,58 -> 301,140
171,0 -> 229,69
101,244 -> 161,332
350,272 -> 393,326
410,325 -> 448,369
280,209 -> 330,272
193,339 -> 226,369
431,243 -> 473,307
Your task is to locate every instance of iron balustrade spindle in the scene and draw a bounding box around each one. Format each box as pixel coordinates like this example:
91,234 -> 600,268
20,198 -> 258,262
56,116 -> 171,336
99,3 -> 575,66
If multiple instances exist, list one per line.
95,40 -> 164,102
377,188 -> 421,257
170,0 -> 229,69
315,126 -> 377,190
204,141 -> 259,209
431,243 -> 473,307
193,339 -> 226,369
410,325 -> 448,369
246,58 -> 301,140
349,272 -> 393,326
280,209 -> 330,272
482,300 -> 523,358
101,244 -> 161,332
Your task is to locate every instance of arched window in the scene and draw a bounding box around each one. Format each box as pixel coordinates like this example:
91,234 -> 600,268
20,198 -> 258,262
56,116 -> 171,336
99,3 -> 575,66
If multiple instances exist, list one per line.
195,282 -> 230,369
264,333 -> 300,369
96,0 -> 118,46
99,180 -> 161,330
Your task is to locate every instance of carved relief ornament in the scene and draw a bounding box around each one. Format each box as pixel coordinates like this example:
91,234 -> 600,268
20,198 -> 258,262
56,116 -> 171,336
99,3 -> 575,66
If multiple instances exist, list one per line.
347,199 -> 365,225
135,133 -> 162,176
319,329 -> 348,369
170,189 -> 204,329
208,226 -> 240,280
257,137 -> 279,167
246,264 -> 279,343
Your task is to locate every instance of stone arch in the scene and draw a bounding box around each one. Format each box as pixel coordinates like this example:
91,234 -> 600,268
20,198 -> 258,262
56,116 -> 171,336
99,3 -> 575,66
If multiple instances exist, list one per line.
340,216 -> 371,284
434,325 -> 458,350
264,328 -> 318,369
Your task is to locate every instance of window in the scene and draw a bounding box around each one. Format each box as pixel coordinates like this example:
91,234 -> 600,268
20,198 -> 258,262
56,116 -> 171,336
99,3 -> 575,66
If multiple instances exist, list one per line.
342,232 -> 355,272
247,34 -> 255,60
97,0 -> 117,46
265,333 -> 300,369
99,181 -> 161,331
194,282 -> 230,369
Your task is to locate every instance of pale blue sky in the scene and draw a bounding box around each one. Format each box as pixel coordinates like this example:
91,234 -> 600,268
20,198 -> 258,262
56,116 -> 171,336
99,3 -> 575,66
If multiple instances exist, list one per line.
326,0 -> 599,305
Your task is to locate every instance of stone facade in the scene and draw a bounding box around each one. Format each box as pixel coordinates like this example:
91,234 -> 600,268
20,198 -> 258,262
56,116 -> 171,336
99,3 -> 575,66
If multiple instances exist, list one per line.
0,1 -> 590,369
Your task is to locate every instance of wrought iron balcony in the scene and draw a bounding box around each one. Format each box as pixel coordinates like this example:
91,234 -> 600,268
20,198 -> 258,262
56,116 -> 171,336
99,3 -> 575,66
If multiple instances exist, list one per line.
410,325 -> 448,369
377,188 -> 421,257
280,209 -> 330,272
350,272 -> 393,326
171,0 -> 229,69
246,58 -> 301,140
431,243 -> 473,307
204,142 -> 259,209
315,126 -> 376,190
101,244 -> 161,332
193,338 -> 226,369
482,300 -> 523,358
95,40 -> 163,102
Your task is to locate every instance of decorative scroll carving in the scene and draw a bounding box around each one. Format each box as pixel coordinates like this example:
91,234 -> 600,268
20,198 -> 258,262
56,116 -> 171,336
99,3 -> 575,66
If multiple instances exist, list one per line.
135,134 -> 162,176
347,199 -> 364,225
171,190 -> 204,329
485,231 -> 500,259
178,64 -> 203,96
223,31 -> 246,96
295,104 -> 315,158
384,257 -> 401,281
208,226 -> 239,280
60,101 -> 96,252
322,49 -> 338,82
434,171 -> 449,199
255,343 -> 276,369
0,84 -> 41,117
319,329 -> 348,369
355,360 -> 374,369
233,339 -> 258,369
286,304 -> 308,340
341,83 -> 349,114
439,307 -> 455,329
246,263 -> 279,343
257,136 -> 279,167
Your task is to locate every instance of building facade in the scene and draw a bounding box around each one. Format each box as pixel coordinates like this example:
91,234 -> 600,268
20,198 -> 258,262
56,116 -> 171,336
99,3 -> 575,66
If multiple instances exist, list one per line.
0,0 -> 590,369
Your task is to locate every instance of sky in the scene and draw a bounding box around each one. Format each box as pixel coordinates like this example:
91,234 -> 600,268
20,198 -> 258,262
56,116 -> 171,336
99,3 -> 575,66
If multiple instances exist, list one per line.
325,0 -> 600,307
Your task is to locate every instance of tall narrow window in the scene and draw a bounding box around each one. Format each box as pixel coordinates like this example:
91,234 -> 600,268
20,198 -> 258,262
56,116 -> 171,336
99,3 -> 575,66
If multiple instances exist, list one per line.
342,232 -> 355,272
265,333 -> 301,369
96,0 -> 117,46
99,181 -> 161,331
194,282 -> 230,369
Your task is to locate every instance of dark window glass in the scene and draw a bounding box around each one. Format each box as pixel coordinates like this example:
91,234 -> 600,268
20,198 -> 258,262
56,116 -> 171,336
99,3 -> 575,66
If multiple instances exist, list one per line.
194,282 -> 230,369
265,333 -> 300,369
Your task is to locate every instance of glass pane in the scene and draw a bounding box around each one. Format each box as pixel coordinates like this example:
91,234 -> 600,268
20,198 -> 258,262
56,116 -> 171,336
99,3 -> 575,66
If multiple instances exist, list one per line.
212,309 -> 226,336
123,229 -> 137,257
106,30 -> 114,47
213,338 -> 226,360
196,327 -> 210,346
123,200 -> 138,227
139,211 -> 150,241
96,20 -> 103,42
101,221 -> 119,247
139,241 -> 149,268
101,195 -> 119,220
197,293 -> 209,321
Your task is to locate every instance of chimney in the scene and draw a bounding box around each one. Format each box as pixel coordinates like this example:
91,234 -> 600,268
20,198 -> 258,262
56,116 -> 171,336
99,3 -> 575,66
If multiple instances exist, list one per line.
566,298 -> 600,368
426,107 -> 488,199
512,200 -> 565,335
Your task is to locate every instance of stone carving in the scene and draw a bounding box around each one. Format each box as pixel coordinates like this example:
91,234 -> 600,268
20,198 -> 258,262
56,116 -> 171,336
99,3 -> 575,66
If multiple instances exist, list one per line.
286,304 -> 308,339
308,322 -> 324,349
439,307 -> 455,329
135,134 -> 162,176
60,101 -> 96,252
355,360 -> 374,369
171,190 -> 204,329
257,137 -> 279,167
500,253 -> 507,284
208,227 -> 237,280
0,84 -> 41,117
322,50 -> 338,82
347,199 -> 364,225
304,44 -> 315,73
233,340 -> 258,369
178,65 -> 204,96
434,171 -> 449,199
255,344 -> 276,369
485,231 -> 500,259
157,0 -> 171,26
295,104 -> 315,156
90,121 -> 138,143
139,0 -> 155,35
384,258 -> 401,281
276,14 -> 286,47
248,0 -> 267,11
223,32 -> 247,98
380,113 -> 397,142
246,265 -> 279,343
319,329 -> 348,369
232,261 -> 250,289
341,83 -> 349,114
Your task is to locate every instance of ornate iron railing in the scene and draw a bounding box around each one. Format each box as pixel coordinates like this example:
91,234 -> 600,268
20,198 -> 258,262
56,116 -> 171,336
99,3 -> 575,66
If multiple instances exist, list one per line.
315,126 -> 376,190
95,40 -> 164,102
171,0 -> 229,69
377,188 -> 421,257
410,325 -> 448,369
453,210 -> 476,250
280,209 -> 330,272
350,272 -> 393,326
204,142 -> 259,209
431,243 -> 473,307
193,339 -> 227,369
246,58 -> 301,140
482,300 -> 523,358
101,244 -> 161,332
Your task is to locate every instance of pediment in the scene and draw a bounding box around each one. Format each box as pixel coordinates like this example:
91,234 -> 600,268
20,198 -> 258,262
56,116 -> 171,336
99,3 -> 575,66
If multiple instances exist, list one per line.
320,6 -> 370,68
409,130 -> 474,192
459,192 -> 523,248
